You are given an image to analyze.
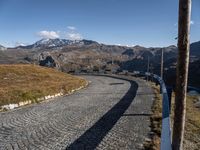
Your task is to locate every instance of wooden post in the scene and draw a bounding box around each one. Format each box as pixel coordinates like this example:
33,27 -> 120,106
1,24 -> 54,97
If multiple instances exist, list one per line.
161,48 -> 164,79
172,0 -> 191,150
147,56 -> 150,81
147,56 -> 150,73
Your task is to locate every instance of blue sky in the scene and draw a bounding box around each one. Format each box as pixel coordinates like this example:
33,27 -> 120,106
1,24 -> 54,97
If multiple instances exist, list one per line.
0,0 -> 199,47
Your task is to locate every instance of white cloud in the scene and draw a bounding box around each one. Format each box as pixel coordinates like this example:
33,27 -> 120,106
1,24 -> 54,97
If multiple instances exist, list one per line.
37,26 -> 83,40
66,33 -> 83,40
37,30 -> 60,39
67,26 -> 76,30
66,26 -> 83,40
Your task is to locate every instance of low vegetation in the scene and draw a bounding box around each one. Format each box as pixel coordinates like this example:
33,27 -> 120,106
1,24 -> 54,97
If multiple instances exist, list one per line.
144,83 -> 162,150
171,94 -> 200,150
184,95 -> 200,149
0,64 -> 87,107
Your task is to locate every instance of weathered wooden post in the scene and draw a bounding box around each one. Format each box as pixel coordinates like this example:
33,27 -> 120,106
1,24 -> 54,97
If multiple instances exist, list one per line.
160,49 -> 164,93
172,0 -> 192,149
147,56 -> 150,81
161,48 -> 164,79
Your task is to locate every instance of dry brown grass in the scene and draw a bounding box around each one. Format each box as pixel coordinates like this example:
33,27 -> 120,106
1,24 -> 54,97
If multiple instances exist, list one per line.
0,64 -> 87,107
171,94 -> 200,150
184,95 -> 200,150
144,83 -> 162,150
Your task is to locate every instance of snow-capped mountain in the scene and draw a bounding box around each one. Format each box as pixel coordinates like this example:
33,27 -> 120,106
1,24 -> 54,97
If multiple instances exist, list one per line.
34,38 -> 74,48
16,38 -> 99,49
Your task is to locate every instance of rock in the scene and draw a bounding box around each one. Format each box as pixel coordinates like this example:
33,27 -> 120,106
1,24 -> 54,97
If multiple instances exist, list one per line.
38,52 -> 60,69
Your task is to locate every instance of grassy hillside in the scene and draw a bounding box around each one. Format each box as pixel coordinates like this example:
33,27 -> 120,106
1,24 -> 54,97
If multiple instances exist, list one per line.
0,64 -> 87,107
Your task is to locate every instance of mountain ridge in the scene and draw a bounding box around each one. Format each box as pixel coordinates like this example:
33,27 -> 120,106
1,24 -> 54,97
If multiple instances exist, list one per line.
1,38 -> 180,50
14,38 -> 99,49
0,39 -> 200,87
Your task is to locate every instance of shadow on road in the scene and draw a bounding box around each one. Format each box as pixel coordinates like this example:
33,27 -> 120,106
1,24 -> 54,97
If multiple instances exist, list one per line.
122,113 -> 151,117
109,82 -> 125,85
66,77 -> 138,150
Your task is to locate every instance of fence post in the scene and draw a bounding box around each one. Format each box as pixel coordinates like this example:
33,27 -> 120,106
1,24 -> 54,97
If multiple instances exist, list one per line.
172,0 -> 192,149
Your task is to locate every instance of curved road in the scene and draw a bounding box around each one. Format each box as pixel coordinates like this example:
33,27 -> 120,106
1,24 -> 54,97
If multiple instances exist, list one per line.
0,75 -> 154,150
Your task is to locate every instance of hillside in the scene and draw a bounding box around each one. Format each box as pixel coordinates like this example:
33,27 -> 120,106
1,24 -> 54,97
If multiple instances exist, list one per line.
0,39 -> 177,72
0,39 -> 200,87
0,64 -> 87,107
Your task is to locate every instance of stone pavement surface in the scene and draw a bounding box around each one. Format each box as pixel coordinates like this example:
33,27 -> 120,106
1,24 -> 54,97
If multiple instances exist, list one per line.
0,75 -> 155,150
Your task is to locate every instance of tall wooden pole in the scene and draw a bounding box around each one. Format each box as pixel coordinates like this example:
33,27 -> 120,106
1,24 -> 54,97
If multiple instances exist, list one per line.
147,56 -> 150,73
161,48 -> 164,79
172,0 -> 191,149
147,56 -> 150,81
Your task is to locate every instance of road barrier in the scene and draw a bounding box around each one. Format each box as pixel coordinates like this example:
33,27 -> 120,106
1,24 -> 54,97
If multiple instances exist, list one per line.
147,73 -> 172,150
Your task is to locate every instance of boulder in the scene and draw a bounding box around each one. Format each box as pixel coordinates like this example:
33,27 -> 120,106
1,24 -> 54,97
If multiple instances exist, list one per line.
38,52 -> 60,69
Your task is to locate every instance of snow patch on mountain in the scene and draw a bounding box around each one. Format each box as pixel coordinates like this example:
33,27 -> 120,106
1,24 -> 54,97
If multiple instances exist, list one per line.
15,38 -> 99,49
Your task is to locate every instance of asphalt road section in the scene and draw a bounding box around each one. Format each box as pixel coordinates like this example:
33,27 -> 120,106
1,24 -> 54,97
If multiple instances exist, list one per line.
0,75 -> 154,150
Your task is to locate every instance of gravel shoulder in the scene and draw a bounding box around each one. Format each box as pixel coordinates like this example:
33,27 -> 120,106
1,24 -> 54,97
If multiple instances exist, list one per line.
0,75 -> 154,150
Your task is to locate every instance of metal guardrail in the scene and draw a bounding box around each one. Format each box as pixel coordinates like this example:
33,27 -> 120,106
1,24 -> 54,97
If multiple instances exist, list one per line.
149,73 -> 172,150
75,71 -> 172,149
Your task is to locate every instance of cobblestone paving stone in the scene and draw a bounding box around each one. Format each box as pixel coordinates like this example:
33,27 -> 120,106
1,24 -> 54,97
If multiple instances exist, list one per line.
0,75 -> 154,150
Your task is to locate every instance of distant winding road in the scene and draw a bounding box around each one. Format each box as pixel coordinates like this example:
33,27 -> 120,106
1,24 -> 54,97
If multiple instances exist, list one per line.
0,75 -> 154,150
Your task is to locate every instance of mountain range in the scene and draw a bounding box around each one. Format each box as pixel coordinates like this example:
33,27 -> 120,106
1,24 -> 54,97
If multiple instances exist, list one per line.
15,39 -> 99,49
1,38 -> 200,87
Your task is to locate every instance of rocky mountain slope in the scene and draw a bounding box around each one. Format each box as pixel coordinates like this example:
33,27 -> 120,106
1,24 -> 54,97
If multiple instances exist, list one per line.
0,39 -> 200,87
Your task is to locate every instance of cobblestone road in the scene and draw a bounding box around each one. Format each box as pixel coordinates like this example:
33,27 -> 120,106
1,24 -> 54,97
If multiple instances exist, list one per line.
0,75 -> 154,150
